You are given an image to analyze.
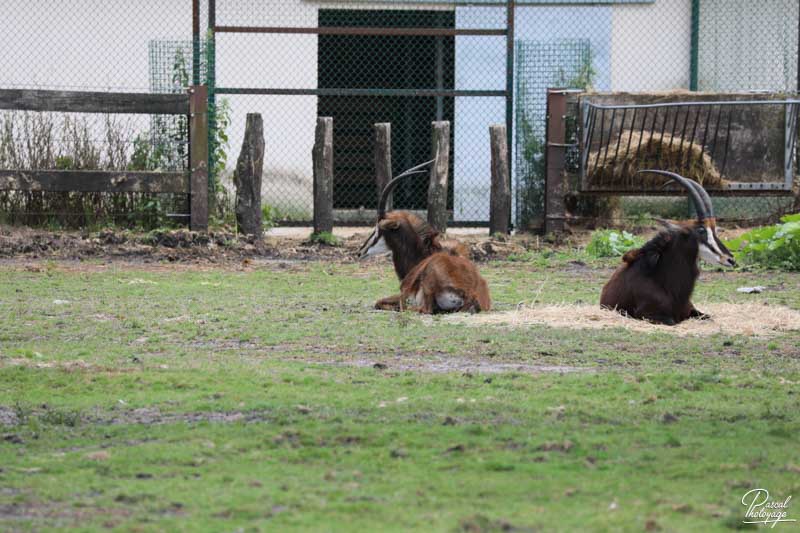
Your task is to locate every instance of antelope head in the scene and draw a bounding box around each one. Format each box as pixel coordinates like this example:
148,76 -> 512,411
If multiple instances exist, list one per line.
638,170 -> 736,268
358,160 -> 434,260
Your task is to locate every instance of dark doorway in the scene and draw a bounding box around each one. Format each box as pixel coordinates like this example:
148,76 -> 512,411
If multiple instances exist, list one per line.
318,9 -> 455,210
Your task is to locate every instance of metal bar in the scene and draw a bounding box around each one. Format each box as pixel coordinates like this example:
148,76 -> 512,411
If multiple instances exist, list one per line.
699,104 -> 713,161
208,0 -> 215,28
720,107 -> 733,178
579,186 -> 793,196
686,104 -> 701,171
586,99 -> 800,110
192,0 -> 200,86
580,105 -> 596,186
435,35 -> 444,121
505,0 -> 515,230
690,0 -> 700,91
613,108 -> 626,165
676,105 -> 691,168
624,108 -> 637,163
214,25 -> 506,37
710,104 -> 723,159
602,109 -> 617,171
215,87 -> 506,97
636,108 -> 648,166
786,103 -> 799,188
591,108 -> 605,178
656,107 -> 669,167
667,105 -> 681,152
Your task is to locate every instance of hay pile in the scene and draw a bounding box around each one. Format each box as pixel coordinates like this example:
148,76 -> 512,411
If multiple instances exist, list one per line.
586,131 -> 728,190
448,303 -> 800,337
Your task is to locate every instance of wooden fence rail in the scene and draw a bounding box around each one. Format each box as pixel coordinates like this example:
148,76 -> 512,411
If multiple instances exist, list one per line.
0,87 -> 208,230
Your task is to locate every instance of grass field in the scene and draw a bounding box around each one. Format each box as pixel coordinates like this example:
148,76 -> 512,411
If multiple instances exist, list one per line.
1,249 -> 799,531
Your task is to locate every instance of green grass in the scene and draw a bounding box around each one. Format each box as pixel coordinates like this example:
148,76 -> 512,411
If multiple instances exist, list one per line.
1,254 -> 799,531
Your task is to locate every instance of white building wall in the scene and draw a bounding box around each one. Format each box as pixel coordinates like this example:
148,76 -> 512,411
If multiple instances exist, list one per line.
610,0 -> 692,91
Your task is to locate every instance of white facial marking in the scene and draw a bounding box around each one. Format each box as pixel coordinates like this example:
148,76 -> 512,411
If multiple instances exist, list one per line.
363,235 -> 389,258
698,242 -> 724,265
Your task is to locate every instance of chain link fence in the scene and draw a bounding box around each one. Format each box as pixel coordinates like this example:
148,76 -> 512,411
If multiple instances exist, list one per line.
0,0 -> 798,228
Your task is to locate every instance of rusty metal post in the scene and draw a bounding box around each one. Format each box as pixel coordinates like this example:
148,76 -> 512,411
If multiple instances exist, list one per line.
545,89 -> 567,235
189,85 -> 209,231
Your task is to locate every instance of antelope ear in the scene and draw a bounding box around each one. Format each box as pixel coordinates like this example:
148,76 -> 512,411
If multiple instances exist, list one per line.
379,219 -> 400,231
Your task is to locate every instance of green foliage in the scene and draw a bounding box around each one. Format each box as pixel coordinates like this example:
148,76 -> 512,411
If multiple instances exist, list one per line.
586,229 -> 644,258
308,231 -> 341,246
260,204 -> 277,231
726,213 -> 800,270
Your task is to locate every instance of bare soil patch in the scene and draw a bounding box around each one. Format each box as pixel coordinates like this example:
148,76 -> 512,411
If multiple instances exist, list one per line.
449,302 -> 800,337
0,225 -> 534,264
319,355 -> 590,375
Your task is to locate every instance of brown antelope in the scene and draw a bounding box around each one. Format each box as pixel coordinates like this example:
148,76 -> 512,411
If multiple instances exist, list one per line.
358,162 -> 490,313
600,170 -> 735,325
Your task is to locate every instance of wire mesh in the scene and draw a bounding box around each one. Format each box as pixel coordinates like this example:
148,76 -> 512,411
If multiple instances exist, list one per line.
0,1 -> 798,228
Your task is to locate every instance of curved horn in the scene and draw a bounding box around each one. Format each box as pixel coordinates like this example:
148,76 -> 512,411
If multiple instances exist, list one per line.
377,159 -> 435,218
686,179 -> 715,218
637,169 -> 708,221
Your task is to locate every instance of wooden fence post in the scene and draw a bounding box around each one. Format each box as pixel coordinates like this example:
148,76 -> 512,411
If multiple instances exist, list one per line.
233,113 -> 264,236
489,124 -> 511,234
545,89 -> 567,234
374,123 -> 392,211
189,85 -> 209,231
427,120 -> 450,232
313,117 -> 334,234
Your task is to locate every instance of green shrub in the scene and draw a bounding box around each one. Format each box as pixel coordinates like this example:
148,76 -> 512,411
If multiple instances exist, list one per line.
725,213 -> 800,270
309,231 -> 341,246
586,229 -> 644,258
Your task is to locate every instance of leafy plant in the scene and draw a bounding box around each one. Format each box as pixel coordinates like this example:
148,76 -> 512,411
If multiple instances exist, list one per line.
725,213 -> 800,270
309,231 -> 341,246
586,229 -> 644,258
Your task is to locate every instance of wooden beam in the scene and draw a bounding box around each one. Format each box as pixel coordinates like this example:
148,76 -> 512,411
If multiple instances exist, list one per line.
0,89 -> 189,115
0,170 -> 189,193
373,123 -> 392,212
233,113 -> 265,236
427,121 -> 451,233
313,117 -> 334,234
189,85 -> 209,231
489,124 -> 511,235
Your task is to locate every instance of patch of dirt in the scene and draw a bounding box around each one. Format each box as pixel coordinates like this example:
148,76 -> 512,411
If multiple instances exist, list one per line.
0,405 -> 274,428
449,302 -> 800,337
0,225 -> 536,264
320,355 -> 590,375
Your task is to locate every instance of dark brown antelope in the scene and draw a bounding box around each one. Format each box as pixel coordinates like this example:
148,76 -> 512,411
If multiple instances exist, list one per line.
358,161 -> 489,313
600,170 -> 735,325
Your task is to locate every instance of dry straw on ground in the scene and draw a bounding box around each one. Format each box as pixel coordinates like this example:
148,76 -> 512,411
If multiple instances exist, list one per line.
586,131 -> 728,189
448,303 -> 800,337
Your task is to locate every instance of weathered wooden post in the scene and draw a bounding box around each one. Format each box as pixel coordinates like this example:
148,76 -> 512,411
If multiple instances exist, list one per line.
489,124 -> 511,234
313,117 -> 334,234
545,89 -> 568,234
427,120 -> 450,232
374,122 -> 392,211
233,113 -> 264,236
189,85 -> 209,231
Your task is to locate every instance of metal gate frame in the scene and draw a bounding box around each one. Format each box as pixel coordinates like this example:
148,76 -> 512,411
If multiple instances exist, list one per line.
193,0 -> 515,227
